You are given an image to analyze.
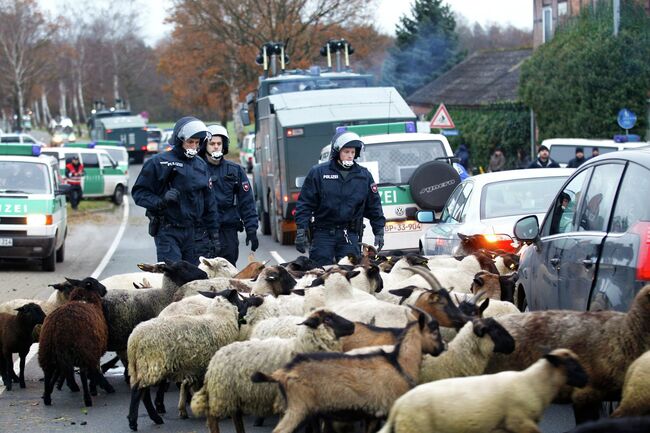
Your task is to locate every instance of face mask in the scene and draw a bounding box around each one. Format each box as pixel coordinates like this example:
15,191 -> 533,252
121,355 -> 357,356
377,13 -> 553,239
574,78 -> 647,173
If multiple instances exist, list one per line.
341,160 -> 354,168
184,148 -> 198,158
210,151 -> 223,160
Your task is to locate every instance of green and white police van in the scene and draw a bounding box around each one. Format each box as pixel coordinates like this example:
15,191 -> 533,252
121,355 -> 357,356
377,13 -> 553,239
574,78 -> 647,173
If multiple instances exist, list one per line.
0,144 -> 68,271
41,145 -> 129,205
317,122 -> 459,251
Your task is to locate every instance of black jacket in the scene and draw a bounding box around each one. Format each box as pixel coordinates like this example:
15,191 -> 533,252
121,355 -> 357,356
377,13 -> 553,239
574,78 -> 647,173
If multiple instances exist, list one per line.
528,157 -> 560,169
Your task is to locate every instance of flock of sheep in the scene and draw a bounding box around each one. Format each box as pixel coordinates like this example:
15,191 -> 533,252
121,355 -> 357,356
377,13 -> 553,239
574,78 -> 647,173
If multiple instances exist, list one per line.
1,240 -> 650,433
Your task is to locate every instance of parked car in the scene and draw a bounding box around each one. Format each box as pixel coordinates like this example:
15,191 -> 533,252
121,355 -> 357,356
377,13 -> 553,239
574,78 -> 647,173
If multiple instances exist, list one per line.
146,126 -> 163,154
543,137 -> 647,167
0,133 -> 42,146
417,168 -> 574,255
240,133 -> 255,173
159,128 -> 173,152
513,148 -> 650,313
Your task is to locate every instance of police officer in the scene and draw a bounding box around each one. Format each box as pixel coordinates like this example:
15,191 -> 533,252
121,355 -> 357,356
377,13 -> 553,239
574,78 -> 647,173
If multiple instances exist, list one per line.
132,116 -> 220,264
197,124 -> 259,266
295,131 -> 385,266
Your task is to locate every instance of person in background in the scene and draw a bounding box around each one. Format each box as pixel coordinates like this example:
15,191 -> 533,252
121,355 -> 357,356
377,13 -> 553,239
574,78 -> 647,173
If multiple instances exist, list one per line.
567,147 -> 587,168
295,131 -> 385,266
516,148 -> 531,169
65,155 -> 84,210
590,147 -> 600,159
454,142 -> 471,172
197,124 -> 259,266
487,147 -> 506,172
528,145 -> 560,168
132,116 -> 220,265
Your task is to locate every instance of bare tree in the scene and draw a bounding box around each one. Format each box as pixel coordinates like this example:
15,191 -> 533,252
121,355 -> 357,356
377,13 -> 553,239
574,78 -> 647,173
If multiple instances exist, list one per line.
0,0 -> 56,131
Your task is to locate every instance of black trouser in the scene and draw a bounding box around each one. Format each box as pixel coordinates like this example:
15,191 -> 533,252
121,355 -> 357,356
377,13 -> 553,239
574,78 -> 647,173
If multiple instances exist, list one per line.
309,228 -> 360,267
68,185 -> 82,209
218,227 -> 240,267
154,225 -> 207,265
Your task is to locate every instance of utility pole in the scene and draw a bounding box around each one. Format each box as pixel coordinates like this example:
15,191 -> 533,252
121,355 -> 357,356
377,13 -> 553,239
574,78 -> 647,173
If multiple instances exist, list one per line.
613,0 -> 620,36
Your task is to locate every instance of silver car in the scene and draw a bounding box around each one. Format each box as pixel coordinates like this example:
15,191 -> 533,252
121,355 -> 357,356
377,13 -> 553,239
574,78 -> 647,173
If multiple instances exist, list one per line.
418,168 -> 574,255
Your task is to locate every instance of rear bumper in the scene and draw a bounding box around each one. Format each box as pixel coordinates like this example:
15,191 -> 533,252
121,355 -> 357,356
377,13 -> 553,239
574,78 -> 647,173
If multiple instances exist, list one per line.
0,234 -> 56,259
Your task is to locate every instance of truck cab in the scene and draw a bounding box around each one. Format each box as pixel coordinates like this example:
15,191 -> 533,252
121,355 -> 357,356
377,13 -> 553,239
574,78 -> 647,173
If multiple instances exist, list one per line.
0,144 -> 68,271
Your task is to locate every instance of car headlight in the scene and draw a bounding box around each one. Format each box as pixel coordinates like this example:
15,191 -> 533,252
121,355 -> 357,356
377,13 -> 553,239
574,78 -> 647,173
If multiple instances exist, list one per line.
27,214 -> 53,226
68,133 -> 76,141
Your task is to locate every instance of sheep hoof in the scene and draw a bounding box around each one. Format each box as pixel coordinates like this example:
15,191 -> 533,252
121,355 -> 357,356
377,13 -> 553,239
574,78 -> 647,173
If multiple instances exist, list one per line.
104,383 -> 116,394
179,411 -> 188,420
42,395 -> 52,406
155,403 -> 166,414
84,397 -> 93,407
253,417 -> 264,426
152,415 -> 164,425
127,416 -> 138,431
19,381 -> 26,389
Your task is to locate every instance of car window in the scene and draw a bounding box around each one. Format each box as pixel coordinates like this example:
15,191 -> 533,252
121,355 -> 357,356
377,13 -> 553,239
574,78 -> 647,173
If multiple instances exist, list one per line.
82,152 -> 99,168
610,163 -> 650,233
440,181 -> 473,223
480,176 -> 568,220
439,183 -> 463,223
0,161 -> 50,193
547,168 -> 592,235
22,136 -> 35,143
549,145 -> 617,165
577,163 -> 625,232
99,153 -> 114,167
360,140 -> 448,184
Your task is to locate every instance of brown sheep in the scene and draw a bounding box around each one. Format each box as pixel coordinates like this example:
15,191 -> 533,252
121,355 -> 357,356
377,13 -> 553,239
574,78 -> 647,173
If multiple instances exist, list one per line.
252,308 -> 445,433
233,260 -> 270,279
485,285 -> 650,423
38,278 -> 112,407
470,270 -> 518,303
0,303 -> 46,390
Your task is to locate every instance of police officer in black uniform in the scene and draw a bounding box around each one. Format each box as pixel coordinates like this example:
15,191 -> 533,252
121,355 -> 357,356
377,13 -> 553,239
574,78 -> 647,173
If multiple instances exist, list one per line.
197,124 -> 259,266
295,131 -> 385,266
132,116 -> 220,265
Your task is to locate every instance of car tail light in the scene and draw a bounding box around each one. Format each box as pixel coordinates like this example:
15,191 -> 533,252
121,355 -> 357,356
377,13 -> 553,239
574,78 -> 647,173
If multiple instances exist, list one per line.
286,128 -> 304,137
631,222 -> 650,280
140,146 -> 147,151
481,234 -> 516,253
106,129 -> 113,134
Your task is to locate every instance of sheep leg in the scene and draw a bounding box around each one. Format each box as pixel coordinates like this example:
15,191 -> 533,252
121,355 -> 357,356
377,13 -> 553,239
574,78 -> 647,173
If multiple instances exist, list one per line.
232,409 -> 246,433
253,417 -> 265,426
89,372 -> 98,396
64,368 -> 80,392
178,381 -> 189,419
128,387 -> 143,431
142,387 -> 164,425
272,407 -> 309,433
154,379 -> 169,413
100,355 -> 121,373
0,353 -> 11,390
18,350 -> 27,388
503,416 -> 541,433
80,370 -> 93,407
93,369 -> 115,394
207,415 -> 221,433
42,369 -> 59,406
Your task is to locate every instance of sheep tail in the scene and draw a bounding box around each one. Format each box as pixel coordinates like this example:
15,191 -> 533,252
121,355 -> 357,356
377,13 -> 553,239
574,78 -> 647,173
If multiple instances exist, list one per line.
250,371 -> 276,384
190,385 -> 209,417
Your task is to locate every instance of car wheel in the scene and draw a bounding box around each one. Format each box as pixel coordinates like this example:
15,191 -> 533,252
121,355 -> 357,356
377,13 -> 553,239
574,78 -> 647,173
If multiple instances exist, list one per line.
112,185 -> 125,205
56,241 -> 65,263
43,250 -> 56,272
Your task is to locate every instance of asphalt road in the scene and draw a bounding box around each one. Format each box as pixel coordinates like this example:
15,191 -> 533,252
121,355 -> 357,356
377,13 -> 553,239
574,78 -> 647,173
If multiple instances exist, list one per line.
0,159 -> 578,433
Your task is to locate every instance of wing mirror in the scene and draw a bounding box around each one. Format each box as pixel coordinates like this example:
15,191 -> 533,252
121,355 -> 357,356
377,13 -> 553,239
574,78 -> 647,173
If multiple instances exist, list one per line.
416,210 -> 436,224
513,215 -> 540,242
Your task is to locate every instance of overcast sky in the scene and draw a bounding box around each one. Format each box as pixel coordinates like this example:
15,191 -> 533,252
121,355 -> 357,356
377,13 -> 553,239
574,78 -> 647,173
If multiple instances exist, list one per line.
39,0 -> 533,46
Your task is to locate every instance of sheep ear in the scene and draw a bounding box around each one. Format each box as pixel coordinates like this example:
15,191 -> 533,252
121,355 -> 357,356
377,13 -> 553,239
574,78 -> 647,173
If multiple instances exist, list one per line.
64,277 -> 83,286
247,296 -> 264,308
307,277 -> 324,288
389,287 -> 414,298
458,233 -> 468,241
479,298 -> 490,315
15,306 -> 24,313
198,291 -> 218,299
200,257 -> 212,267
543,353 -> 561,367
345,270 -> 361,280
473,276 -> 484,287
292,289 -> 305,296
300,315 -> 320,329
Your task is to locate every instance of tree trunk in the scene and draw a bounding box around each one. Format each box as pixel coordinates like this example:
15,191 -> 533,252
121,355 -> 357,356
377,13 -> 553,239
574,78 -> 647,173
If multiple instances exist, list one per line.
32,100 -> 41,128
59,80 -> 67,118
230,90 -> 245,147
41,91 -> 52,128
76,75 -> 86,123
16,84 -> 24,132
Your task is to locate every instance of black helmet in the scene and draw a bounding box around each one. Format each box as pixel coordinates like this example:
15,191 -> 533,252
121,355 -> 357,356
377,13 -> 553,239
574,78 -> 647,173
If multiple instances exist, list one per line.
330,130 -> 364,160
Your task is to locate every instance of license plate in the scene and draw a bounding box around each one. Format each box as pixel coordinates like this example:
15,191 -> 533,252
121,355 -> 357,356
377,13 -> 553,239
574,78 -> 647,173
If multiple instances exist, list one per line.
385,221 -> 422,233
0,238 -> 13,247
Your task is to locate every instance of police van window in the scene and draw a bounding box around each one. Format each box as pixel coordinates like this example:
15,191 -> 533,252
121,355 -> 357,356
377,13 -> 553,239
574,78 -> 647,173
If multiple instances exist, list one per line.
23,136 -> 35,143
103,148 -> 126,163
577,163 -> 624,232
360,141 -> 447,184
100,153 -> 114,167
82,152 -> 99,168
0,162 -> 50,194
549,145 -> 617,165
610,163 -> 650,233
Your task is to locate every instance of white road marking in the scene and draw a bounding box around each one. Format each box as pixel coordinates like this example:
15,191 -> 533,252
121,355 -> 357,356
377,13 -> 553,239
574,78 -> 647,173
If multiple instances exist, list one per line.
0,200 -> 130,395
270,250 -> 285,264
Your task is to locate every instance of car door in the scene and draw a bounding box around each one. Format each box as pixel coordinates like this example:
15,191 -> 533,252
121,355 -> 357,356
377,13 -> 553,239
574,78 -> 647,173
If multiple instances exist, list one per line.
81,152 -> 103,196
526,167 -> 593,310
99,152 -> 119,195
589,162 -> 650,312
556,163 -> 625,310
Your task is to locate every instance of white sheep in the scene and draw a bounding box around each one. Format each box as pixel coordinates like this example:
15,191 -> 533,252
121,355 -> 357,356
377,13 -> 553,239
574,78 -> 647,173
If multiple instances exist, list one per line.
419,318 -> 515,383
239,294 -> 305,340
0,281 -> 74,316
611,350 -> 650,417
248,315 -> 304,340
126,295 -> 240,430
100,272 -> 163,290
157,294 -> 213,318
380,348 -> 589,433
190,309 -> 355,433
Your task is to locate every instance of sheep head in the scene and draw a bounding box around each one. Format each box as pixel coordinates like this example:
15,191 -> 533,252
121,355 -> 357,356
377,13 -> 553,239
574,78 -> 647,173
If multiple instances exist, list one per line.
407,305 -> 445,357
543,349 -> 588,388
138,260 -> 208,286
471,318 -> 515,354
412,288 -> 470,330
256,266 -> 297,296
300,309 -> 355,339
64,277 -> 107,297
15,303 -> 46,327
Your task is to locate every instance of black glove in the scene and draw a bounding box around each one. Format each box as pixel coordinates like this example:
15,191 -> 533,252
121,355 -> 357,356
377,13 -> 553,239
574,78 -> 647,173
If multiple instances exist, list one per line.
246,230 -> 259,251
374,232 -> 384,251
210,232 -> 222,257
163,188 -> 180,204
295,228 -> 307,254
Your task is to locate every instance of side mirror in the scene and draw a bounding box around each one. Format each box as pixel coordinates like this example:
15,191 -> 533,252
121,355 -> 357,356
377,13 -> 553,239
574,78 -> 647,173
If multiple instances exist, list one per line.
295,176 -> 306,188
513,215 -> 540,242
239,106 -> 251,126
416,210 -> 436,223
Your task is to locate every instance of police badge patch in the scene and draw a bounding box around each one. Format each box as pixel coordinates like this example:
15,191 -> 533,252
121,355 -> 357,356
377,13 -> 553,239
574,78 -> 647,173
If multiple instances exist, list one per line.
243,183 -> 250,192
371,183 -> 378,193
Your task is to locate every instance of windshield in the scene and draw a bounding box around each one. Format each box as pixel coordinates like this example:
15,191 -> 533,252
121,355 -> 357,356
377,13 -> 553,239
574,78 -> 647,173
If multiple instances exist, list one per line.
481,176 -> 569,219
264,77 -> 369,96
549,144 -> 616,164
103,148 -> 127,163
359,140 -> 448,184
0,161 -> 51,194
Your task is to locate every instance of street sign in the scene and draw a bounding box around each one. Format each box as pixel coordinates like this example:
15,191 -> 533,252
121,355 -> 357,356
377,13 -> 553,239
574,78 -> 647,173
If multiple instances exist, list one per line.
441,129 -> 459,136
617,108 -> 637,130
430,103 -> 455,129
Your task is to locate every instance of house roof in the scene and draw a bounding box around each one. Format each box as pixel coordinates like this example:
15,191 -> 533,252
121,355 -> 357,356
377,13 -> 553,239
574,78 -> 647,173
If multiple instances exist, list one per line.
406,48 -> 533,107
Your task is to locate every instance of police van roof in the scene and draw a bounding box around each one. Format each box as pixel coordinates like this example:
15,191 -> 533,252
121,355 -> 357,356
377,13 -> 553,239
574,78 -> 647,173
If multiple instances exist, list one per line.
0,155 -> 55,164
99,115 -> 147,129
267,87 -> 414,127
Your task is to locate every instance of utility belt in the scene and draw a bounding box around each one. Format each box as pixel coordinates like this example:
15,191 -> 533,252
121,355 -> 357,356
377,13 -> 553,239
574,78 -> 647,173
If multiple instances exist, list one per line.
146,211 -> 195,237
220,220 -> 245,232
